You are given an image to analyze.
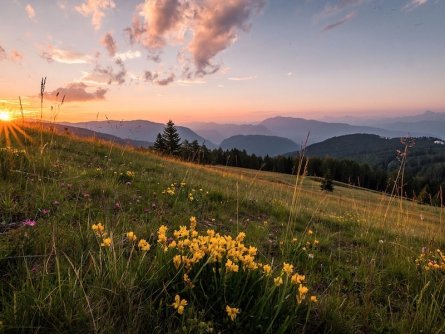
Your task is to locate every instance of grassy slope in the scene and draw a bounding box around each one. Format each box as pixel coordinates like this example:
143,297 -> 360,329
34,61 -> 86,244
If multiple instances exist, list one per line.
0,125 -> 444,333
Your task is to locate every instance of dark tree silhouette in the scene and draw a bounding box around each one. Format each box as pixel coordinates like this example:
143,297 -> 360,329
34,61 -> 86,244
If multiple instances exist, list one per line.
162,120 -> 181,155
153,133 -> 166,153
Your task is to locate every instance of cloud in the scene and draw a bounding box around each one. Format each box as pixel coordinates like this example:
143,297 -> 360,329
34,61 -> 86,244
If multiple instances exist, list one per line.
143,70 -> 176,86
82,58 -> 127,85
0,45 -> 23,62
0,46 -> 6,61
177,78 -> 207,85
318,0 -> 362,18
126,0 -> 264,78
47,82 -> 107,102
75,0 -> 116,30
9,50 -> 24,62
403,0 -> 428,11
126,0 -> 186,49
188,0 -> 265,76
228,75 -> 257,81
115,50 -> 142,61
322,11 -> 356,32
101,32 -> 117,57
25,4 -> 36,19
41,45 -> 92,64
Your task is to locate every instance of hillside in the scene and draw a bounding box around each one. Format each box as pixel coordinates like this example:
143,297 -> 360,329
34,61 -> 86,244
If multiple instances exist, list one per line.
220,134 -> 298,156
63,120 -> 217,149
0,124 -> 444,333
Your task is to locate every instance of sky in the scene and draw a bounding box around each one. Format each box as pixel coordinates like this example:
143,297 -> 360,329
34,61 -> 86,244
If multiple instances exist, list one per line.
0,0 -> 444,124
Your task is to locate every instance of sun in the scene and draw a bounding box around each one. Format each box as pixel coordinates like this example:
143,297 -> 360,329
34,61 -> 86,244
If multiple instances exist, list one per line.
0,110 -> 13,122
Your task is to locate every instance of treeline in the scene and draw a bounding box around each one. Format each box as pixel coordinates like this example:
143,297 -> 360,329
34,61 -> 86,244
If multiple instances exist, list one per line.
152,121 -> 443,206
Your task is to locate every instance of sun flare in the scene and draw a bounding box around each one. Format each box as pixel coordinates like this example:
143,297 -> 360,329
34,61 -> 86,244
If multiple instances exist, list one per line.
0,110 -> 13,122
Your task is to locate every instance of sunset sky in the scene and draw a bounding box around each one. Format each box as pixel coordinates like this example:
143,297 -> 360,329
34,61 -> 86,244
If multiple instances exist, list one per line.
0,0 -> 444,123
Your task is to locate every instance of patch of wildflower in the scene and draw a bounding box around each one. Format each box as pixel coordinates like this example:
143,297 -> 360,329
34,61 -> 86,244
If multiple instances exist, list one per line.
126,231 -> 137,242
415,247 -> 445,273
226,305 -> 240,321
118,170 -> 135,183
91,223 -> 106,236
138,239 -> 151,251
101,237 -> 112,247
23,219 -> 37,227
172,295 -> 187,315
274,276 -> 283,286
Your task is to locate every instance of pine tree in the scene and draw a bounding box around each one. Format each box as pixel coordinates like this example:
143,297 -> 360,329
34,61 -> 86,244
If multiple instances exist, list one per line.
320,174 -> 334,192
153,133 -> 165,153
162,120 -> 181,155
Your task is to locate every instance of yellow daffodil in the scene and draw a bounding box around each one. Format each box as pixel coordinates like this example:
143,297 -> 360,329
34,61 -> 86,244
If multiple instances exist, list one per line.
226,305 -> 240,321
172,295 -> 187,315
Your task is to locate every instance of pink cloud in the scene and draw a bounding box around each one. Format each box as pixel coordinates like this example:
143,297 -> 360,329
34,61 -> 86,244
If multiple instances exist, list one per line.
75,0 -> 116,30
41,45 -> 92,64
403,0 -> 428,11
101,32 -> 117,57
46,82 -> 107,102
9,50 -> 24,62
126,0 -> 264,78
322,12 -> 356,32
25,4 -> 36,19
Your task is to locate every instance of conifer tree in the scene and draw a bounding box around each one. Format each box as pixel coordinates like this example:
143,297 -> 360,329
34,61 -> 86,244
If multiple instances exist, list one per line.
153,133 -> 166,153
320,174 -> 334,192
162,120 -> 181,155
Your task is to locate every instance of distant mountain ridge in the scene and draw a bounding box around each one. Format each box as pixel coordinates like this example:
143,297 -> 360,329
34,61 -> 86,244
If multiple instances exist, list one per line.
62,120 -> 217,149
220,135 -> 298,156
286,133 -> 445,169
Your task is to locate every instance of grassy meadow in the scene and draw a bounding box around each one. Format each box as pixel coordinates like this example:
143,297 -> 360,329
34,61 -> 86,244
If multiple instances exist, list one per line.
0,124 -> 444,333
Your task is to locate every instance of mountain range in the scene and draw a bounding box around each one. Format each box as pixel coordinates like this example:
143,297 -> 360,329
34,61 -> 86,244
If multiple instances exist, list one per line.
59,111 -> 445,157
61,120 -> 217,149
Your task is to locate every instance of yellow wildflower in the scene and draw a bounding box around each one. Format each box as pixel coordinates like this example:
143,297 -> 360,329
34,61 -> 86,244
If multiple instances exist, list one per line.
291,273 -> 305,285
226,305 -> 240,321
297,284 -> 309,304
126,231 -> 137,241
282,262 -> 294,275
310,295 -> 318,303
172,295 -> 187,315
101,237 -> 112,247
91,223 -> 105,235
274,276 -> 283,286
138,239 -> 151,251
190,216 -> 197,230
225,259 -> 239,273
307,229 -> 313,236
262,264 -> 272,275
173,255 -> 182,269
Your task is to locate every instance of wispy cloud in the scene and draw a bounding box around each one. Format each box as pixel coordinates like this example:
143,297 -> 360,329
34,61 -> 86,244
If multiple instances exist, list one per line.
322,12 -> 356,32
41,45 -> 92,64
403,0 -> 429,11
0,46 -> 6,61
318,0 -> 362,18
0,45 -> 23,63
9,50 -> 23,62
228,75 -> 258,81
75,0 -> 116,30
46,82 -> 107,102
144,71 -> 176,86
25,4 -> 36,19
101,32 -> 117,57
177,79 -> 207,85
114,50 -> 142,61
81,58 -> 127,86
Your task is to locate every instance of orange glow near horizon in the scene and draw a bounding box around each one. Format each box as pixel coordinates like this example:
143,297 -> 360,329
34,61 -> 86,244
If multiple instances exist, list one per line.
0,111 -> 13,122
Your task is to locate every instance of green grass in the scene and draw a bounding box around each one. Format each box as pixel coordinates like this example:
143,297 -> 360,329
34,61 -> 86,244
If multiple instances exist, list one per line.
0,124 -> 444,333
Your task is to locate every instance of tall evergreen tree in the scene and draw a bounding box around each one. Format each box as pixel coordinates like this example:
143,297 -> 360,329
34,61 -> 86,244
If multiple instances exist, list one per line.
162,120 -> 181,155
153,133 -> 166,153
